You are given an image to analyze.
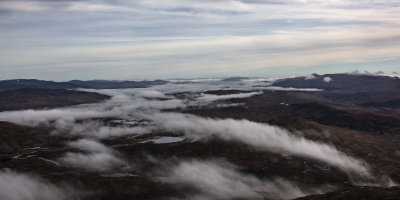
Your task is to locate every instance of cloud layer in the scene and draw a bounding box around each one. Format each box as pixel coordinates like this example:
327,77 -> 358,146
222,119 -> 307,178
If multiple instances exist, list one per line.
0,169 -> 77,200
0,83 -> 371,177
0,0 -> 399,80
146,112 -> 371,177
164,159 -> 331,200
59,139 -> 128,171
0,81 -> 393,187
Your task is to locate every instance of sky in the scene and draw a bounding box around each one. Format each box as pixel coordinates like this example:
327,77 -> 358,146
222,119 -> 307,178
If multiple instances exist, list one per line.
0,0 -> 399,81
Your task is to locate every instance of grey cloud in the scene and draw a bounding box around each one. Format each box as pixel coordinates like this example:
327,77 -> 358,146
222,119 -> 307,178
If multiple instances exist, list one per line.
52,120 -> 149,139
136,90 -> 174,99
59,139 -> 128,171
323,76 -> 332,83
145,112 -> 371,177
0,169 -> 78,200
265,86 -> 323,91
163,159 -> 332,200
0,0 -> 73,13
196,91 -> 262,102
304,74 -> 317,80
0,84 -> 370,178
0,80 -> 275,128
0,0 -> 399,81
68,138 -> 114,153
0,95 -> 186,127
0,108 -> 117,127
0,0 -> 121,13
348,70 -> 400,78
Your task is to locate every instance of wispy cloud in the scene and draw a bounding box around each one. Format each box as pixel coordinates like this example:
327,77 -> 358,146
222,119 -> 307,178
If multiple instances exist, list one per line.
146,112 -> 371,178
0,169 -> 78,200
196,91 -> 262,102
59,139 -> 129,171
161,159 -> 332,200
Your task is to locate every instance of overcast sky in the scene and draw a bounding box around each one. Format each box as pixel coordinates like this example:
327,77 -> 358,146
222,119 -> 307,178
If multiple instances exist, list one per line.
0,0 -> 399,80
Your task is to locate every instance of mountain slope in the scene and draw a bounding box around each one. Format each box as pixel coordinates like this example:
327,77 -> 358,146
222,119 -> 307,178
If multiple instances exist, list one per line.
295,186 -> 400,200
273,74 -> 400,92
0,88 -> 109,111
0,79 -> 169,91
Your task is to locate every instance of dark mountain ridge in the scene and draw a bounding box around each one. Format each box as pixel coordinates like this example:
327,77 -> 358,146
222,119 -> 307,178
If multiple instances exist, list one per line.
67,79 -> 168,89
0,79 -> 78,91
273,73 -> 400,92
0,88 -> 109,111
0,79 -> 168,91
295,186 -> 400,200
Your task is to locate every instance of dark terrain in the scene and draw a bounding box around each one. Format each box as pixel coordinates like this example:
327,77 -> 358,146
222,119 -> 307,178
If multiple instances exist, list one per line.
295,186 -> 400,200
0,74 -> 399,200
0,88 -> 109,111
0,79 -> 168,91
272,73 -> 400,92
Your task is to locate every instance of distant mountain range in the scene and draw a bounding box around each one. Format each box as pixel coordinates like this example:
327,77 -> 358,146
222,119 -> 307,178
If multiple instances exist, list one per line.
272,73 -> 400,92
1,74 -> 399,110
221,77 -> 250,82
0,79 -> 169,91
0,88 -> 109,111
271,73 -> 400,109
2,73 -> 399,91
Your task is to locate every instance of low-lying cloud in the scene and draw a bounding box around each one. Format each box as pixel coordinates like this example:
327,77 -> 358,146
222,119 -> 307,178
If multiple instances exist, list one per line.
349,70 -> 400,78
59,139 -> 128,171
0,86 -> 370,177
0,96 -> 186,127
52,120 -> 149,139
0,169 -> 78,200
264,86 -> 324,91
323,77 -> 332,83
196,91 -> 262,102
163,159 -> 331,200
0,81 -> 385,184
305,74 -> 317,80
146,112 -> 371,177
0,76 -> 398,200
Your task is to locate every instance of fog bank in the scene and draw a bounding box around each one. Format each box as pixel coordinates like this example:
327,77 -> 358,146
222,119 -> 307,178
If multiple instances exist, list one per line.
0,169 -> 77,200
163,159 -> 332,200
146,112 -> 371,177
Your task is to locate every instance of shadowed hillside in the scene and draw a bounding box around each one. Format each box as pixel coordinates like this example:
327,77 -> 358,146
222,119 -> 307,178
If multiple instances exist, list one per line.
0,79 -> 168,91
0,88 -> 109,111
295,186 -> 400,200
273,74 -> 400,92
